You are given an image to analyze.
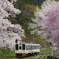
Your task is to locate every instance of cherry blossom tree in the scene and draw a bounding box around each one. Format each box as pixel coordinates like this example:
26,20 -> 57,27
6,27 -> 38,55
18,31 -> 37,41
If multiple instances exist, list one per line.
42,1 -> 59,49
29,0 -> 59,49
0,0 -> 24,50
39,1 -> 59,49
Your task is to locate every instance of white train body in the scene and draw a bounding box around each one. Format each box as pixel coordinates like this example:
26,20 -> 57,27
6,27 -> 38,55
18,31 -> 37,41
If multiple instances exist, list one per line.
15,42 -> 40,57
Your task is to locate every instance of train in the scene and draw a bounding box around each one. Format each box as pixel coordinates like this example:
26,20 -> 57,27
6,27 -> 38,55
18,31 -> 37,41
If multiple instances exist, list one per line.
15,39 -> 40,57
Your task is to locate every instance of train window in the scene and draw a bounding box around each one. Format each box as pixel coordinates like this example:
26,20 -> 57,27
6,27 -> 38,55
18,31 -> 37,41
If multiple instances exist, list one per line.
32,46 -> 40,49
22,44 -> 25,50
26,45 -> 30,50
26,45 -> 32,50
15,44 -> 18,50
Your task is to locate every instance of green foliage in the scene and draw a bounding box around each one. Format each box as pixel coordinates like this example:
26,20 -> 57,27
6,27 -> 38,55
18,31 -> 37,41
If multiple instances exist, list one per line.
40,49 -> 52,54
0,49 -> 15,58
0,49 -> 15,56
14,0 -> 46,37
9,0 -> 50,47
14,0 -> 34,36
22,0 -> 46,6
22,0 -> 32,4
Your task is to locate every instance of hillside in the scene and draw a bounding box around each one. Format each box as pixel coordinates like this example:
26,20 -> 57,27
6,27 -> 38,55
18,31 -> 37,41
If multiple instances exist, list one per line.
10,0 -> 50,48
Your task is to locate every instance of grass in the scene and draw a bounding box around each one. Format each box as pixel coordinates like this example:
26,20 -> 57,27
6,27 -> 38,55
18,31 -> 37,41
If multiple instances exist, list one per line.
40,48 -> 52,54
55,53 -> 59,56
0,48 -> 52,59
0,49 -> 15,59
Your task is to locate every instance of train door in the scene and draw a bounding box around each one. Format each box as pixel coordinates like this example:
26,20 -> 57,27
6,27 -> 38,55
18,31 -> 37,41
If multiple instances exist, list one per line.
22,44 -> 25,50
19,45 -> 22,50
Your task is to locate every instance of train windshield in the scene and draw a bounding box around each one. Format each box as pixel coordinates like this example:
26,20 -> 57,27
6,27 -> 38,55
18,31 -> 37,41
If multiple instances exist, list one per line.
22,44 -> 25,50
15,44 -> 18,50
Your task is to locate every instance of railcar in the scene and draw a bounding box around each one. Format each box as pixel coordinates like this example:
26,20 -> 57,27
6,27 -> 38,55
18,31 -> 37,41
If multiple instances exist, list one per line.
15,40 -> 40,57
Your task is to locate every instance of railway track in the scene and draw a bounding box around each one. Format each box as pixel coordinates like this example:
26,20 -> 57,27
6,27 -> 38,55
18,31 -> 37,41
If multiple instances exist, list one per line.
0,53 -> 59,59
33,54 -> 48,59
33,53 -> 59,59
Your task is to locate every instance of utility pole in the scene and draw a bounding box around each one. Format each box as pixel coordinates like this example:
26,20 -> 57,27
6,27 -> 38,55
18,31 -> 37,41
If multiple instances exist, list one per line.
50,42 -> 57,56
50,42 -> 54,56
